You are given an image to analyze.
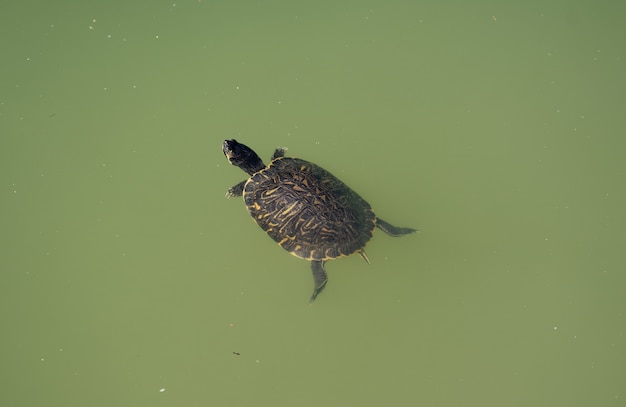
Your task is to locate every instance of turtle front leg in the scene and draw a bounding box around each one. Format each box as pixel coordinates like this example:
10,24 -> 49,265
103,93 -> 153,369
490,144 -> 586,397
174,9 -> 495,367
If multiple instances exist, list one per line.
226,180 -> 246,198
310,260 -> 328,302
271,147 -> 286,160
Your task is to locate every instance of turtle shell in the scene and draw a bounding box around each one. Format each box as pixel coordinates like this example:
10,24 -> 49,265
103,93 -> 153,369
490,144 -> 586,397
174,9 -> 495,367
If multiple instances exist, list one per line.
243,157 -> 376,261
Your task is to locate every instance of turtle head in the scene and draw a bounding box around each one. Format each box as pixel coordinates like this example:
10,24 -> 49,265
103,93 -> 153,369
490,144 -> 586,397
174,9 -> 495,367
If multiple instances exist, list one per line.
223,139 -> 266,175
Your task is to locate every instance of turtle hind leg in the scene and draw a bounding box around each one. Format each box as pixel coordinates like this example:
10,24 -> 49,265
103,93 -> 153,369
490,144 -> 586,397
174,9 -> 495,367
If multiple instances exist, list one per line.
309,260 -> 328,303
376,218 -> 418,237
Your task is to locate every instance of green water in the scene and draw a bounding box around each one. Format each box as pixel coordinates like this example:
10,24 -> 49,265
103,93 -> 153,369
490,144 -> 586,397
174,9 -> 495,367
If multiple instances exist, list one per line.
2,1 -> 625,406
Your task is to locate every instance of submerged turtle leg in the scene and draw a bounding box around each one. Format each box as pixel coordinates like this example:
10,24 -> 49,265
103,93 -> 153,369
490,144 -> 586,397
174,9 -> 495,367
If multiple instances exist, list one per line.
226,180 -> 247,198
271,148 -> 286,160
310,260 -> 328,302
376,218 -> 418,237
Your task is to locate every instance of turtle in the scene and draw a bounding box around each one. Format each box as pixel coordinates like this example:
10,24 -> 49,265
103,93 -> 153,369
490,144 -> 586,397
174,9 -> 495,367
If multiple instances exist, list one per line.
222,139 -> 416,302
